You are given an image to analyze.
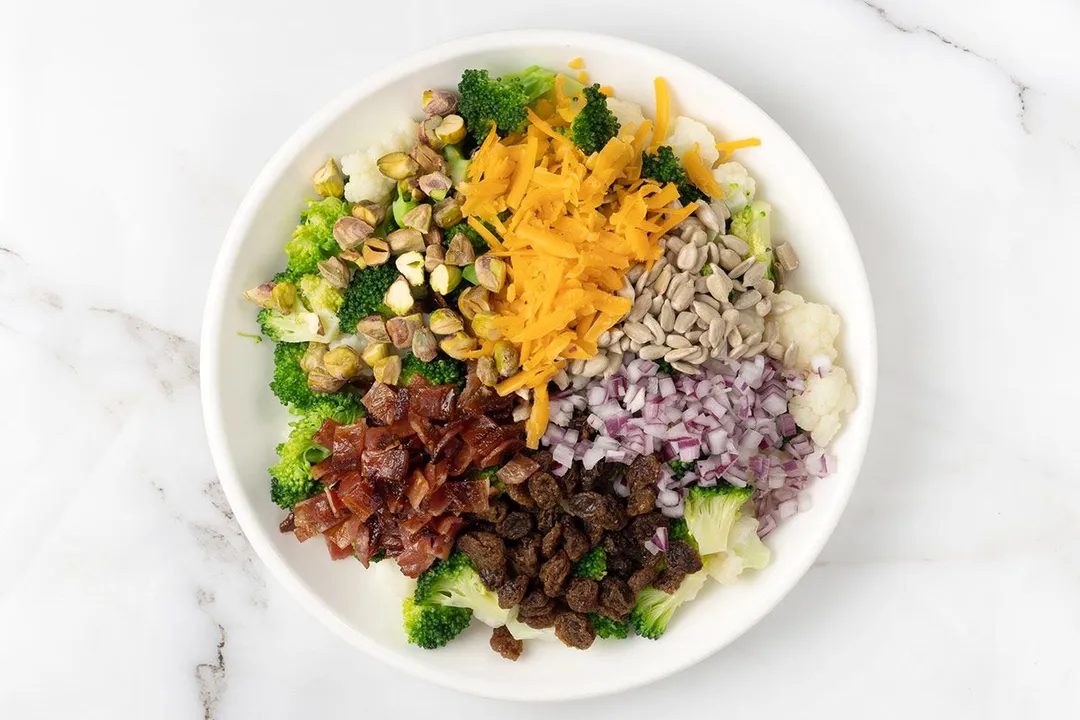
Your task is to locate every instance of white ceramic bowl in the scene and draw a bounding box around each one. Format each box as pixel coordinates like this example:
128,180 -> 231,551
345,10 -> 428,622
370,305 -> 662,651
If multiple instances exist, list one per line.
201,31 -> 876,701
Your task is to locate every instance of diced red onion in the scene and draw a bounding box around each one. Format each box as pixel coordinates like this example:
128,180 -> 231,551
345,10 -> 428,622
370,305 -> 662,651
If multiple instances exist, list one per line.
612,475 -> 629,497
651,526 -> 669,552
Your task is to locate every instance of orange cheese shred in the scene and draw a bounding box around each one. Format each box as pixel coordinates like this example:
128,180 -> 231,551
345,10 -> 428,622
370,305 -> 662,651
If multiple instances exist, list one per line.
682,144 -> 727,199
715,137 -> 762,163
651,77 -> 671,150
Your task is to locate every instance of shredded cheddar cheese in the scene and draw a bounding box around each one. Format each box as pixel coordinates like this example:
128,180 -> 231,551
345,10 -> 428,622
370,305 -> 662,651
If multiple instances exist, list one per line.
651,77 -> 671,149
682,144 -> 727,198
458,83 -> 694,447
715,137 -> 762,163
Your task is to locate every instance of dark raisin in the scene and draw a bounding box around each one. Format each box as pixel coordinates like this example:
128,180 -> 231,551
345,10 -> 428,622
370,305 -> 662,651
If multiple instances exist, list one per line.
560,520 -> 590,562
528,471 -> 563,510
665,540 -> 703,575
473,498 -> 509,524
655,568 -> 686,595
566,492 -> 604,521
508,534 -> 542,578
584,521 -> 606,545
554,611 -> 596,650
479,566 -> 508,591
629,512 -> 668,546
559,465 -> 581,496
605,553 -> 633,579
456,531 -> 506,573
625,455 -> 662,492
503,480 -> 535,508
497,575 -> 530,609
490,625 -> 523,661
521,608 -> 557,629
539,549 -> 572,597
599,577 -> 636,620
530,449 -> 554,472
496,511 -> 533,541
564,577 -> 600,613
541,523 -> 563,558
628,564 -> 660,594
536,507 -> 561,533
519,588 -> 552,612
578,464 -> 605,492
626,485 -> 658,517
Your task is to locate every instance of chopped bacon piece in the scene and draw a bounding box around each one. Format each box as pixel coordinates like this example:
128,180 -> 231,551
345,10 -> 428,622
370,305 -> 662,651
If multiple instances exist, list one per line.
335,472 -> 379,520
497,453 -> 539,486
313,418 -> 338,451
361,446 -> 409,483
362,382 -> 403,425
279,513 -> 295,534
399,507 -> 433,536
409,384 -> 457,421
330,421 -> 366,470
326,536 -> 356,560
445,478 -> 490,514
325,515 -> 364,550
396,533 -> 438,578
354,521 -> 373,567
294,491 -> 346,542
405,469 -> 430,511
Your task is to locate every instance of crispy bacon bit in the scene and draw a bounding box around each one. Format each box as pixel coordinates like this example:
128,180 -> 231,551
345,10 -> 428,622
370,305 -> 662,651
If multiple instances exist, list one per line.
294,491 -> 346,542
336,472 -> 379,520
362,382 -> 403,425
313,419 -> 338,451
409,383 -> 457,421
279,513 -> 295,534
289,368 -> 522,576
497,453 -> 539,486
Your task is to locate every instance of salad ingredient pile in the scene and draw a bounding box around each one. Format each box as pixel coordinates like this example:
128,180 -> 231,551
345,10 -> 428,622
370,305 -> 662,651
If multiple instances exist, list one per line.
243,59 -> 855,660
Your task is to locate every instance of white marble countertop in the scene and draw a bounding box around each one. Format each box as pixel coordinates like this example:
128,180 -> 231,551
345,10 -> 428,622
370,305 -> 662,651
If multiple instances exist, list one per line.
4,0 -> 1079,717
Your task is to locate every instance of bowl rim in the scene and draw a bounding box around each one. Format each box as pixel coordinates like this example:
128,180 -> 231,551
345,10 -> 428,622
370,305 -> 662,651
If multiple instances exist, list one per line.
200,29 -> 877,701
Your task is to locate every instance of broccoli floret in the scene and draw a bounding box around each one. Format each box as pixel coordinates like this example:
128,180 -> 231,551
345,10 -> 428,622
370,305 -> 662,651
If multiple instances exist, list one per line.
337,263 -> 399,333
399,352 -> 466,387
728,200 -> 773,275
414,552 -> 510,627
668,460 -> 695,480
669,517 -> 696,547
258,274 -> 344,343
445,222 -> 488,254
443,144 -> 470,186
572,546 -> 607,581
683,483 -> 754,556
297,274 -> 344,314
458,66 -> 556,141
284,197 -> 350,277
641,146 -> 706,205
630,570 -> 708,640
268,403 -> 363,509
570,84 -> 620,155
257,308 -> 327,343
269,342 -> 366,414
703,515 -> 771,585
589,613 -> 629,640
402,597 -> 472,649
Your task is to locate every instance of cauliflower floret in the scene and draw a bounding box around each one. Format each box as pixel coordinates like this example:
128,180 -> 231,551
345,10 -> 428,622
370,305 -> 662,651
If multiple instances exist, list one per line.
789,366 -> 856,446
341,118 -> 419,204
606,98 -> 646,133
666,116 -> 719,167
772,290 -> 841,372
713,161 -> 757,213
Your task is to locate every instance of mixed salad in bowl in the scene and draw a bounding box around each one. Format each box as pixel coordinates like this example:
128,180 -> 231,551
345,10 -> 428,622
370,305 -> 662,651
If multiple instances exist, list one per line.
242,60 -> 855,660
